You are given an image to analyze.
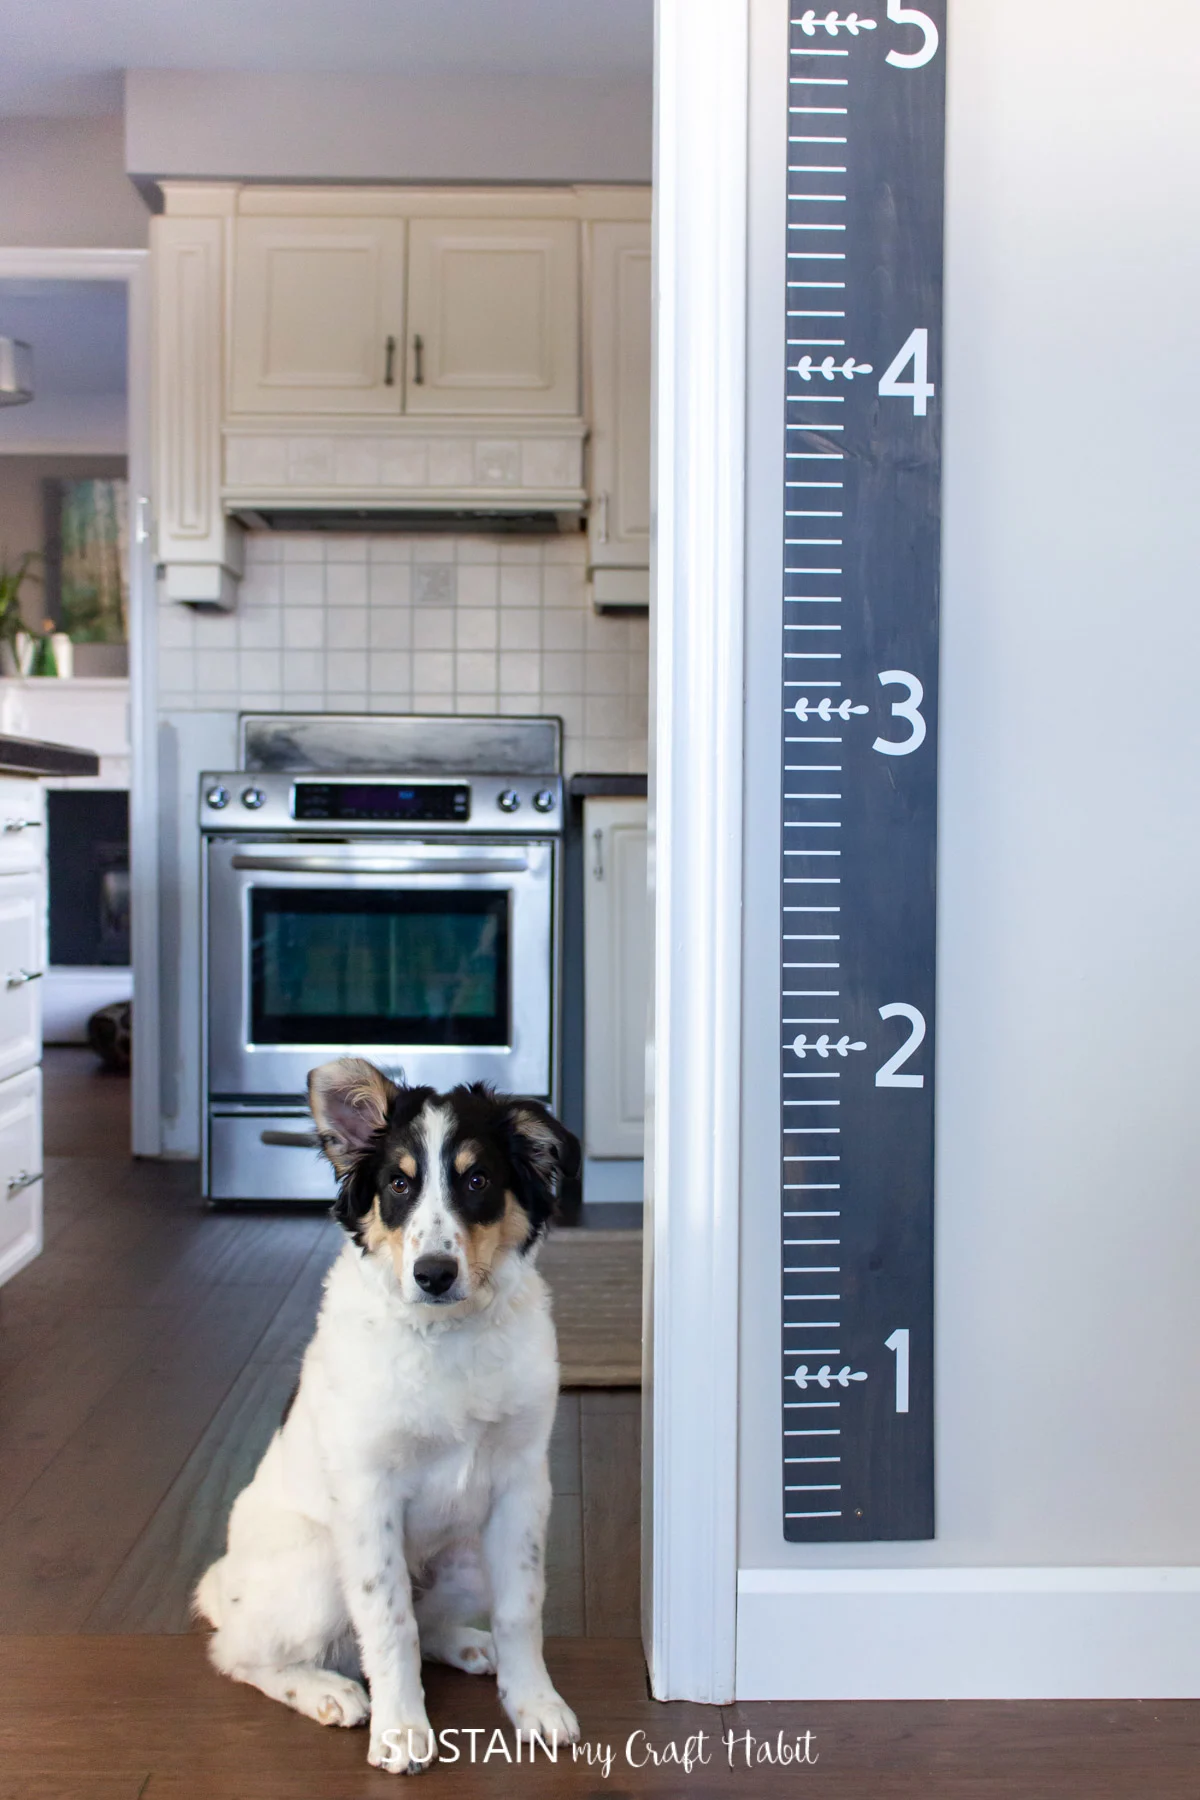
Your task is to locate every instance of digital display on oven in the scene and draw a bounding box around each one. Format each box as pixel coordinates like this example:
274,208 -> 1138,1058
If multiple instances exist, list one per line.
292,782 -> 470,823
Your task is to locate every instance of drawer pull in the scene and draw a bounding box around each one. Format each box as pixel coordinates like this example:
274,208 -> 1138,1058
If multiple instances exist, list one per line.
6,1170 -> 42,1197
1,818 -> 41,834
6,968 -> 43,988
260,1130 -> 319,1148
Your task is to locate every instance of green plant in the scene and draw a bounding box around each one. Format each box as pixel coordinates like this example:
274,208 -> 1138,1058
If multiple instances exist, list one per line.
0,550 -> 43,644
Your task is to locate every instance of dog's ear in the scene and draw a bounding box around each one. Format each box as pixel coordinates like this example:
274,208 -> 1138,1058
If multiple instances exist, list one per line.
309,1058 -> 398,1235
502,1100 -> 581,1248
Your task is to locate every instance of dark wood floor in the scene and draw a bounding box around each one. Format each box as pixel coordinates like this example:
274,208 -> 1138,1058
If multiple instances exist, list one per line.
5,1054 -> 1199,1797
0,1051 -> 639,1637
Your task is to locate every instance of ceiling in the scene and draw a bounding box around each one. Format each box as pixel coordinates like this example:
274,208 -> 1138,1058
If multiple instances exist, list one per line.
0,0 -> 654,116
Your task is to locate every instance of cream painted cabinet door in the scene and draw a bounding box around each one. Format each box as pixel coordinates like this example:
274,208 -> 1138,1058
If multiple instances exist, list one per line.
587,222 -> 652,580
405,218 -> 579,416
230,217 -> 406,415
0,1065 -> 42,1289
0,870 -> 44,1086
583,797 -> 649,1158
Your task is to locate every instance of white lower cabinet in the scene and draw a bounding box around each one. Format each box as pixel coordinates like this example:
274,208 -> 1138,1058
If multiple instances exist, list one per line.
583,797 -> 649,1160
0,869 -> 44,1085
0,1065 -> 43,1288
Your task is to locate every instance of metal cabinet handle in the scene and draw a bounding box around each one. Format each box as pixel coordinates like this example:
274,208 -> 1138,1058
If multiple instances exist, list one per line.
412,333 -> 425,385
384,335 -> 396,386
134,494 -> 152,545
260,1130 -> 319,1148
1,818 -> 41,834
6,968 -> 43,988
592,828 -> 604,880
230,853 -> 530,875
6,1170 -> 42,1197
596,491 -> 610,546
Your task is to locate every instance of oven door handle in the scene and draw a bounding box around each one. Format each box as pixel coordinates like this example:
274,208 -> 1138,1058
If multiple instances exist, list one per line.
229,853 -> 531,875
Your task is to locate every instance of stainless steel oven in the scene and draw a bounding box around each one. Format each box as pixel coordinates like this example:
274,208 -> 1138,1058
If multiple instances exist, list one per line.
199,720 -> 563,1201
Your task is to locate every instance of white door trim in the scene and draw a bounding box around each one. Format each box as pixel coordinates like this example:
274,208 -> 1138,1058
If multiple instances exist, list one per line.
0,246 -> 159,1154
645,0 -> 749,1704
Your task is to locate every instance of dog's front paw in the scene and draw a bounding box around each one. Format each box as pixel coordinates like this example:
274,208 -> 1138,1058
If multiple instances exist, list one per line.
502,1687 -> 579,1748
368,1718 -> 438,1775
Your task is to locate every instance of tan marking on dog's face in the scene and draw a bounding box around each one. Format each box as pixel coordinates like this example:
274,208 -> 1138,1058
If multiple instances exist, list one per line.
453,1143 -> 481,1175
398,1151 -> 418,1179
457,1190 -> 531,1283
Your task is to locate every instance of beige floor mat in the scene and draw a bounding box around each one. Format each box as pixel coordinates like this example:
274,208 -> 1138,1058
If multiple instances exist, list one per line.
540,1228 -> 643,1387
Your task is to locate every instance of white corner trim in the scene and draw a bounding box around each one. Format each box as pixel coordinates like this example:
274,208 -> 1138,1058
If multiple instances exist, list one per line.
646,0 -> 749,1705
736,1567 -> 1200,1699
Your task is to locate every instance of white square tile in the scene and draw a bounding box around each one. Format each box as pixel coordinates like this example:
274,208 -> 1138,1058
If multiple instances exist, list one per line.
499,609 -> 541,652
627,614 -> 650,656
283,564 -> 325,607
157,607 -> 194,649
282,650 -> 325,692
238,567 -> 282,608
237,607 -> 283,650
368,608 -> 411,649
369,651 -> 412,697
326,562 -> 369,607
542,609 -> 585,651
627,650 -> 650,695
455,609 -> 498,651
328,606 -> 368,650
370,563 -> 411,608
237,688 -> 283,710
499,566 -> 540,609
497,693 -> 538,717
456,564 -> 498,608
239,648 -> 281,691
282,534 -> 325,563
368,690 -> 407,712
414,564 -> 457,607
406,535 -> 456,563
412,651 -> 454,694
454,652 -> 498,696
499,541 -> 542,565
499,650 -> 540,696
195,612 -> 238,650
324,535 -> 369,563
551,695 -> 586,738
586,610 -> 629,650
629,691 -> 650,737
244,533 -> 282,565
325,650 -> 368,693
541,564 -> 585,609
192,650 -> 239,693
456,536 -> 504,565
585,695 -> 629,737
413,610 -> 454,650
158,650 -> 195,691
583,651 -> 626,695
369,535 -> 412,563
283,609 -> 325,650
541,651 -> 583,693
543,530 -> 587,565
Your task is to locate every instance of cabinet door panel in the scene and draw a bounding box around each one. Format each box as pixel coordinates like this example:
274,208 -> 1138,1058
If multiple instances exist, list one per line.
230,218 -> 405,415
0,1065 -> 42,1289
583,798 -> 649,1158
587,222 -> 652,570
0,871 -> 44,1084
0,780 -> 44,875
406,219 -> 579,416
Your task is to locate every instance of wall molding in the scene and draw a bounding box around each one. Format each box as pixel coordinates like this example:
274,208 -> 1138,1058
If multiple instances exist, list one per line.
737,1568 -> 1200,1698
645,0 -> 749,1705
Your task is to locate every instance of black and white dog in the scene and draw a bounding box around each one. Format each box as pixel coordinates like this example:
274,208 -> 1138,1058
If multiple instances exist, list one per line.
194,1057 -> 581,1775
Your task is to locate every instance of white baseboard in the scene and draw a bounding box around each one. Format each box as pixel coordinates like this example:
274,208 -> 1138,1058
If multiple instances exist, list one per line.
736,1567 -> 1200,1699
42,966 -> 133,1045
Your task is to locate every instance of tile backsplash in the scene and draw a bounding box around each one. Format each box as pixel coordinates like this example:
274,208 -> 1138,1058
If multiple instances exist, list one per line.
157,530 -> 648,777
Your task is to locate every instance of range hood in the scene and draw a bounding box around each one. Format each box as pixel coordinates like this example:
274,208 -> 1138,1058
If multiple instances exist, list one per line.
227,505 -> 573,535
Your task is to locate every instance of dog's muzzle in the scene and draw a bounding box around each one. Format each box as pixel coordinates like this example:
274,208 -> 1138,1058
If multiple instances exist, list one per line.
412,1253 -> 460,1302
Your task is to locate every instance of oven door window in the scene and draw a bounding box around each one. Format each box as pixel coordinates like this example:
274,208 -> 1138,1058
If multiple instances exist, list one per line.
250,888 -> 510,1047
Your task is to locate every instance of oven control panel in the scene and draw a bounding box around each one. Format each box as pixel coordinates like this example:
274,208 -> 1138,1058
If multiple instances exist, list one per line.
198,773 -> 563,834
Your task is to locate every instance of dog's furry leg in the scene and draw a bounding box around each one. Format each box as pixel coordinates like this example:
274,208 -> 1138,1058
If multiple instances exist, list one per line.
482,1450 -> 579,1748
415,1541 -> 495,1674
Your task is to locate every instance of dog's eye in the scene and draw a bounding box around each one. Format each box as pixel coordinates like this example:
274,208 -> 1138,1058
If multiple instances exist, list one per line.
465,1170 -> 489,1193
388,1172 -> 410,1194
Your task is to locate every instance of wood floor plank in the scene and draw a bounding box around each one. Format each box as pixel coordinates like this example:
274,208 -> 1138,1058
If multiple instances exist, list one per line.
579,1389 -> 641,1638
85,1357 -> 302,1634
0,1285 -> 286,1632
248,1225 -> 341,1364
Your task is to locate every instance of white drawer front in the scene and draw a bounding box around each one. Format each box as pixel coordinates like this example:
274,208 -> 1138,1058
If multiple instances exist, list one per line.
0,870 -> 45,1081
0,1064 -> 42,1288
0,780 -> 45,875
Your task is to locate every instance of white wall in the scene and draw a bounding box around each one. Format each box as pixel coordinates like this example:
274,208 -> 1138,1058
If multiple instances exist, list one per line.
125,70 -> 652,187
735,0 -> 1200,1693
0,117 -> 149,248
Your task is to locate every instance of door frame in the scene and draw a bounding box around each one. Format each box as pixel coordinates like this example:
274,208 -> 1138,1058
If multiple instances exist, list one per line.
644,0 -> 749,1703
0,246 -> 159,1155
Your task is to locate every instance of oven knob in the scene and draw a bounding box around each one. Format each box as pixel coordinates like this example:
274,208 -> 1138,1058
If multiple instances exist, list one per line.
241,786 -> 267,810
205,785 -> 230,810
497,788 -> 521,813
532,788 -> 556,813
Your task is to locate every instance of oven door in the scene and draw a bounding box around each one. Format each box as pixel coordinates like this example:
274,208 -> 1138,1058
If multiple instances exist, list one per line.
205,837 -> 556,1103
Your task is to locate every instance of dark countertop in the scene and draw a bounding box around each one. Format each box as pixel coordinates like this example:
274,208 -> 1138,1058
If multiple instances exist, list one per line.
0,733 -> 101,778
568,773 -> 648,799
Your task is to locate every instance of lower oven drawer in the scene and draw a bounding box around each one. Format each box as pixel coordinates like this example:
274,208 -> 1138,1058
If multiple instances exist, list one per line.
208,1112 -> 340,1204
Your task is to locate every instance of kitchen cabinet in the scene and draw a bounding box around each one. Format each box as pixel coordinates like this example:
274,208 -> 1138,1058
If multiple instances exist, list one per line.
0,1066 -> 42,1289
0,870 -> 45,1085
229,216 -> 407,416
586,220 -> 652,608
0,773 -> 46,1289
405,218 -> 579,416
583,797 -> 649,1159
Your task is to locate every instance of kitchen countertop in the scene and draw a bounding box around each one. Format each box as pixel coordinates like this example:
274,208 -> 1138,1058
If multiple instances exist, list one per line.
568,773 -> 648,799
0,733 -> 101,779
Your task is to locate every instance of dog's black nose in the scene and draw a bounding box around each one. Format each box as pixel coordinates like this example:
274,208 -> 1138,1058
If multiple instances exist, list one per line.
413,1253 -> 459,1297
